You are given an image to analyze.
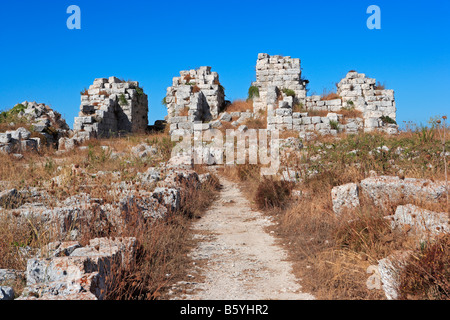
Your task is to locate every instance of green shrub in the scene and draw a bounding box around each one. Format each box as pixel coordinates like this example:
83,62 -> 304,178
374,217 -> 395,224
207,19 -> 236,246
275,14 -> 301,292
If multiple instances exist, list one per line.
330,120 -> 340,131
135,87 -> 144,97
161,97 -> 167,106
282,88 -> 296,97
247,86 -> 260,101
119,94 -> 129,106
380,115 -> 397,125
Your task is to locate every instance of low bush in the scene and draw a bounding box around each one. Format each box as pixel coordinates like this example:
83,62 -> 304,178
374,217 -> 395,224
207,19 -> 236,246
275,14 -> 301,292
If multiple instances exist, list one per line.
254,178 -> 293,210
248,86 -> 260,101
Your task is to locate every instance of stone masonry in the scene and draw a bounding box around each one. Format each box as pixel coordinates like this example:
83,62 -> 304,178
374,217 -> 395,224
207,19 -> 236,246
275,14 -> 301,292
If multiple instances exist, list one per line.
165,66 -> 225,135
251,53 -> 308,114
74,77 -> 148,138
164,53 -> 398,141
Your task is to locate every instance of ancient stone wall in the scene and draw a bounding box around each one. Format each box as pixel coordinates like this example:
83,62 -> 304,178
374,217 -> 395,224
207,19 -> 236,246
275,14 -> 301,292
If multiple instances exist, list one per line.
251,53 -> 308,113
337,71 -> 396,133
0,101 -> 71,155
74,77 -> 148,137
166,67 -> 225,134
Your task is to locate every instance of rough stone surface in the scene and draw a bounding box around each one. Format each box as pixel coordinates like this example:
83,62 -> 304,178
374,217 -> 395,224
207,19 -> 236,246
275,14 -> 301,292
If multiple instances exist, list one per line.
331,183 -> 360,215
19,237 -> 137,300
387,204 -> 449,238
0,102 -> 71,153
251,53 -> 307,113
165,67 -> 225,134
378,251 -> 412,300
0,286 -> 14,300
360,176 -> 447,208
69,77 -> 148,147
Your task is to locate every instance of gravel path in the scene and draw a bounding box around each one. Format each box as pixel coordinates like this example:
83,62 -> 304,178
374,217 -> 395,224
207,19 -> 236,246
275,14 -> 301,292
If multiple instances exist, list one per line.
167,176 -> 314,300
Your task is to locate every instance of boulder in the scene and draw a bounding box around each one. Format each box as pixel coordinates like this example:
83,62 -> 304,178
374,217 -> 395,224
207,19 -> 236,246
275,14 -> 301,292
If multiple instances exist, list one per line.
0,189 -> 19,208
378,251 -> 412,300
331,183 -> 360,215
360,176 -> 447,208
387,204 -> 449,238
152,187 -> 181,211
19,237 -> 137,300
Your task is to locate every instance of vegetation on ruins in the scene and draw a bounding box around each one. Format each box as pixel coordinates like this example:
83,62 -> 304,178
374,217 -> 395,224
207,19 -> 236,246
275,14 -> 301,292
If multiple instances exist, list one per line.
247,85 -> 260,101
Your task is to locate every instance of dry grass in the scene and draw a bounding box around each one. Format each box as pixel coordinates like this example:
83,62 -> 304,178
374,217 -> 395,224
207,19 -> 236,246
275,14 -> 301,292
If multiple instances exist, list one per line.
218,127 -> 449,300
254,178 -> 293,210
398,234 -> 450,300
337,107 -> 364,119
321,89 -> 341,101
0,130 -> 222,299
102,175 -> 221,300
307,110 -> 329,117
179,107 -> 189,117
224,99 -> 254,113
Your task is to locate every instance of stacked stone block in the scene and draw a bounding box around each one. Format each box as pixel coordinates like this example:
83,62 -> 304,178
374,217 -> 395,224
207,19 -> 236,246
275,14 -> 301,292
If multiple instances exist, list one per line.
0,101 -> 71,154
0,128 -> 40,154
251,53 -> 308,113
336,71 -> 397,132
74,77 -> 148,138
166,67 -> 225,134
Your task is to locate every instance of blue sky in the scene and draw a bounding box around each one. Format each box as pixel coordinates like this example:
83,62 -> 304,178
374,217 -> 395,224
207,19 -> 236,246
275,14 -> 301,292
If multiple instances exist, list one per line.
0,0 -> 448,129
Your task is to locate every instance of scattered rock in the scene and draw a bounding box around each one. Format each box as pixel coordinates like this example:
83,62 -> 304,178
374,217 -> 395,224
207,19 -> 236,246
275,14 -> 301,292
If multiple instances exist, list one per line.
378,251 -> 412,300
331,183 -> 360,215
387,204 -> 449,238
360,176 -> 447,208
19,237 -> 137,300
0,286 -> 14,300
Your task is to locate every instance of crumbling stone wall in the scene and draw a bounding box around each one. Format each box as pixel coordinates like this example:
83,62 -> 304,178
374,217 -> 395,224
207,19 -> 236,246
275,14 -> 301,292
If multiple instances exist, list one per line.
0,101 -> 71,154
74,77 -> 148,137
263,65 -> 397,136
166,67 -> 225,134
337,71 -> 396,133
251,53 -> 308,113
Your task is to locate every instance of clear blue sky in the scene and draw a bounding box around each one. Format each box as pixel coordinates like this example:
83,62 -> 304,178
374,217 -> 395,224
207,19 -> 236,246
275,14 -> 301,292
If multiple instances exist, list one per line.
0,0 -> 448,129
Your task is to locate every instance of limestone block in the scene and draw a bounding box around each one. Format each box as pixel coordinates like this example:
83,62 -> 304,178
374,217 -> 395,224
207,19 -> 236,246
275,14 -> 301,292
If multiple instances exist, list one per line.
331,183 -> 360,215
360,176 -> 447,208
275,108 -> 292,117
0,133 -> 11,144
311,116 -> 321,124
387,204 -> 449,237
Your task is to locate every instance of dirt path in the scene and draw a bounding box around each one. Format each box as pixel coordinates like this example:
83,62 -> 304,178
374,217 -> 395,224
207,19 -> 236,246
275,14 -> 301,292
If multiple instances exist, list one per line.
167,176 -> 314,300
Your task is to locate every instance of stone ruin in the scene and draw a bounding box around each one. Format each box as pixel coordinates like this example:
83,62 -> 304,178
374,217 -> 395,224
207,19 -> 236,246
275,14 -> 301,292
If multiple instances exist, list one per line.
0,101 -> 71,155
165,66 -> 225,135
251,53 -> 308,113
60,77 -> 148,150
164,53 -> 398,140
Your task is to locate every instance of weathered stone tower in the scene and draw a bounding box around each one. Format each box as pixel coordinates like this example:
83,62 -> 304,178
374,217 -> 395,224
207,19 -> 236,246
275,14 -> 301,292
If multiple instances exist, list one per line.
165,66 -> 225,134
74,77 -> 148,137
251,53 -> 308,113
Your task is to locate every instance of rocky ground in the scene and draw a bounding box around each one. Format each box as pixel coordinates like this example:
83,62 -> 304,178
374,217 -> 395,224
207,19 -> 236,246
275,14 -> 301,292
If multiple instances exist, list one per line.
0,121 -> 448,300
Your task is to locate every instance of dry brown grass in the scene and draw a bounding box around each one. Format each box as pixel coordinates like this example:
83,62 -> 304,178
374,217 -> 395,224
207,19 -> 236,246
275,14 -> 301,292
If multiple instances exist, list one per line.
179,107 -> 189,117
337,107 -> 364,119
321,89 -> 341,101
100,175 -> 221,300
307,110 -> 329,117
398,233 -> 450,300
218,127 -> 449,300
224,100 -> 254,113
0,131 -> 219,299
